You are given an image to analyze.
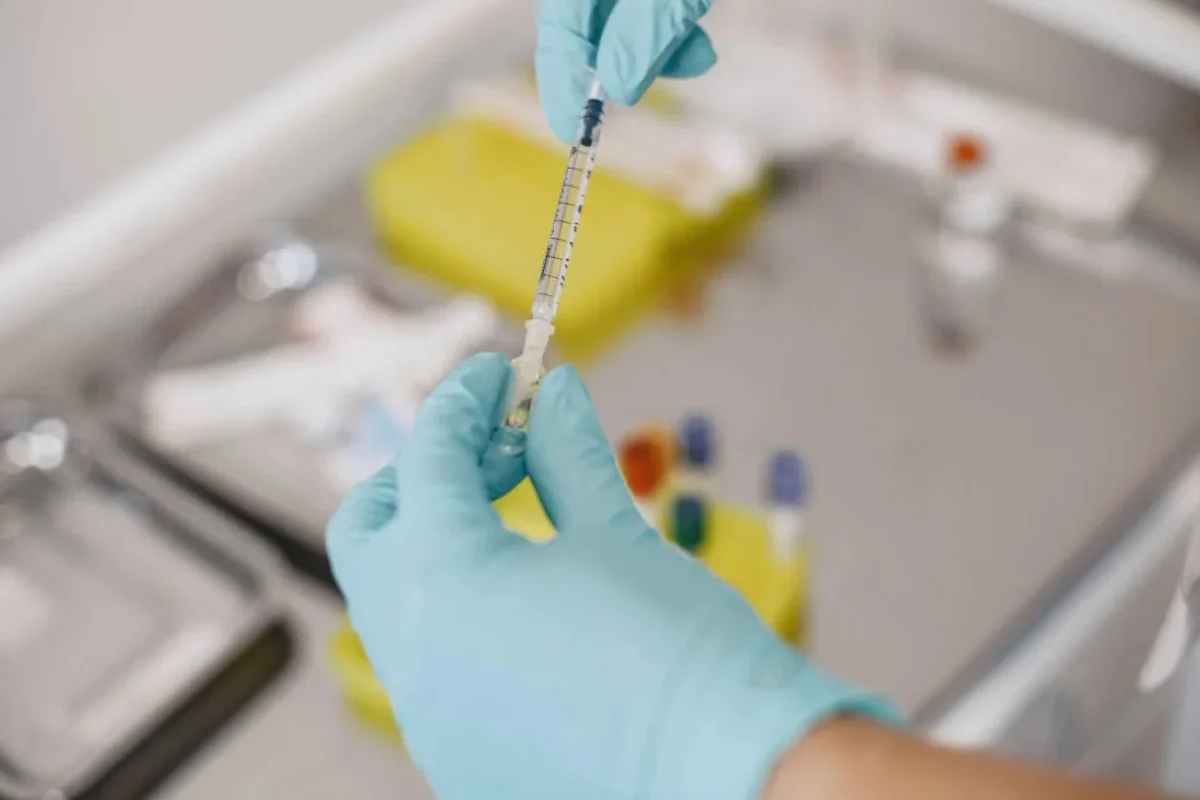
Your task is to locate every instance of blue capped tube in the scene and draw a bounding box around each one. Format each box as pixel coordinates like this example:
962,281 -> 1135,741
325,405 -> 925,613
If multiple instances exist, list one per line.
671,414 -> 715,554
767,450 -> 808,559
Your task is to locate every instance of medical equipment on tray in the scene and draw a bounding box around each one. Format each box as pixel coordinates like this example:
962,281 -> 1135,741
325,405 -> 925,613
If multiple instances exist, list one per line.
765,449 -> 811,645
141,281 -> 498,450
676,414 -> 715,498
0,400 -> 290,800
1140,509 -> 1200,692
920,133 -> 1013,355
767,450 -> 808,560
453,76 -> 765,215
617,429 -> 672,527
663,20 -> 1154,230
328,396 -> 410,491
366,81 -> 768,363
670,414 -> 716,553
492,78 -> 606,456
671,495 -> 708,554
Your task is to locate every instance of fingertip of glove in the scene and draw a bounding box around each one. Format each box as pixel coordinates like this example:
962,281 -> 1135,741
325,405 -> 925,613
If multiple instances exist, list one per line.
528,365 -> 607,452
449,351 -> 511,382
596,69 -> 644,108
535,52 -> 594,143
594,14 -> 707,106
526,365 -> 638,534
551,116 -> 580,145
659,26 -> 718,79
535,85 -> 583,143
538,363 -> 589,405
326,465 -> 399,576
427,352 -> 511,406
541,94 -> 583,144
405,352 -> 512,468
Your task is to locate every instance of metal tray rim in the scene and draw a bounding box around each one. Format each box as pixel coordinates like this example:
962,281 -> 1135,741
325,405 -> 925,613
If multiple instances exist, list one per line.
0,395 -> 291,799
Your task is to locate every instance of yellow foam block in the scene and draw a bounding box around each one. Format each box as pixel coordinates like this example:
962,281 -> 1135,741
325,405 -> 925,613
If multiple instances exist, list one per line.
329,478 -> 808,741
495,478 -> 807,641
365,119 -> 766,360
328,626 -> 402,742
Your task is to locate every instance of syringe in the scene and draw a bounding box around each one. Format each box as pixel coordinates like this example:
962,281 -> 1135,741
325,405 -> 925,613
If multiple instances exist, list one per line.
494,77 -> 606,455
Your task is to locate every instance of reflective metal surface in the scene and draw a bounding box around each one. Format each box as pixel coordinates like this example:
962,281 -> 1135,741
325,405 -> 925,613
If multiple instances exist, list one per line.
935,458 -> 1200,763
86,227 -> 523,558
583,160 -> 1200,714
85,156 -> 1200,718
0,401 -> 290,800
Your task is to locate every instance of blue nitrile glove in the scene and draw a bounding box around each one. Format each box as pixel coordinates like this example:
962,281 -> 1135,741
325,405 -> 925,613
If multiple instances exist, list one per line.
327,353 -> 900,800
536,0 -> 719,142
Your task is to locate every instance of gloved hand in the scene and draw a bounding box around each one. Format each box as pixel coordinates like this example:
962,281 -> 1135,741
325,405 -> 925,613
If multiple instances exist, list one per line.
536,0 -> 719,142
327,353 -> 899,800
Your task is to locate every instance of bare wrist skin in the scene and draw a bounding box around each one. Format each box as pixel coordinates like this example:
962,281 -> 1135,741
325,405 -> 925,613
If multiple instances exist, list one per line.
761,717 -> 887,800
762,718 -> 1170,800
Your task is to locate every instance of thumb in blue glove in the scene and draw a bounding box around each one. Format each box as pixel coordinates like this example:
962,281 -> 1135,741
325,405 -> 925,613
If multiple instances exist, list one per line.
328,352 -> 900,800
537,0 -> 719,142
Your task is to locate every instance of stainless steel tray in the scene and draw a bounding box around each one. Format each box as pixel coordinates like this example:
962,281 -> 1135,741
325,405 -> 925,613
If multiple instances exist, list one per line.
579,158 -> 1200,715
0,399 -> 291,800
86,154 -> 1200,718
83,221 -> 524,572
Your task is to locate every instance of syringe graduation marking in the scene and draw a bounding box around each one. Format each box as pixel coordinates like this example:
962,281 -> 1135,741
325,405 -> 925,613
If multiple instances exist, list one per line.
532,93 -> 603,321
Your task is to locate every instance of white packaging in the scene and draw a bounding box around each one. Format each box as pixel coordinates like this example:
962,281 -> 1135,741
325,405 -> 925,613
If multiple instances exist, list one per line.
452,76 -> 767,214
142,289 -> 500,450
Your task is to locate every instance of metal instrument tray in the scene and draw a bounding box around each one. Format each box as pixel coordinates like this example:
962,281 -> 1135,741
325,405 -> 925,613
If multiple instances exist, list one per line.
86,157 -> 1200,718
83,218 -> 523,579
0,400 -> 292,800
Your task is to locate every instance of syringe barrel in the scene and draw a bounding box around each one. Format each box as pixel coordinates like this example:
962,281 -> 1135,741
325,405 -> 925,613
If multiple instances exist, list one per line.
530,80 -> 605,323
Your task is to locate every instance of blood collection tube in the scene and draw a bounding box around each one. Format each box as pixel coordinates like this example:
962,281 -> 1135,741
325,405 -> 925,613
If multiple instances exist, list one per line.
672,414 -> 715,554
923,132 -> 1011,356
766,450 -> 808,560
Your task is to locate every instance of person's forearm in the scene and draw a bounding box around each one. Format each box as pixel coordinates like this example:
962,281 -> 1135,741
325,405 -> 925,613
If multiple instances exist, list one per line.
764,718 -> 1171,800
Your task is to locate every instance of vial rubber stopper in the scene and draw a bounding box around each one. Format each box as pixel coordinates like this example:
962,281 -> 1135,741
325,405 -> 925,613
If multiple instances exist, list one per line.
768,450 -> 808,507
679,414 -> 715,469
